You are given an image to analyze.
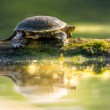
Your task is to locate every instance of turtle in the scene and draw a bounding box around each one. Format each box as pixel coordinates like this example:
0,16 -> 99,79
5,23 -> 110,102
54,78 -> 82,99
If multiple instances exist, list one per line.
4,16 -> 75,48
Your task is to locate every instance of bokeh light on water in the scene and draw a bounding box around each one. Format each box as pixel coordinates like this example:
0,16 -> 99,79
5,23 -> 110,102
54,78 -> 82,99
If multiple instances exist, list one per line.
0,57 -> 110,109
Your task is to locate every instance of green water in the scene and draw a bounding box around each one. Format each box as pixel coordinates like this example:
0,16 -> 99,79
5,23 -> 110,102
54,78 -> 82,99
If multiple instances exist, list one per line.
0,76 -> 110,110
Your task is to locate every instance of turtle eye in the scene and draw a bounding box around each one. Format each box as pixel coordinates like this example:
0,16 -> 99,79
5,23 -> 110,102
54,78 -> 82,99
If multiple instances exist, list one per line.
70,26 -> 75,31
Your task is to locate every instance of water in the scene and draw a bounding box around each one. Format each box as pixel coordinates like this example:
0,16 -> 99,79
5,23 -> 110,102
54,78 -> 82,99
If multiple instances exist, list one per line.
0,59 -> 110,110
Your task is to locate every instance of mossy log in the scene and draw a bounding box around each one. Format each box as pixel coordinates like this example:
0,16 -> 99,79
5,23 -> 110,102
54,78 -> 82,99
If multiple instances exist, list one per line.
0,38 -> 110,59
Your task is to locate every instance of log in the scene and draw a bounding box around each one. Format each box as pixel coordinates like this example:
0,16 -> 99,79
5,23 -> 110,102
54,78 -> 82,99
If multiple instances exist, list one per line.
0,38 -> 110,59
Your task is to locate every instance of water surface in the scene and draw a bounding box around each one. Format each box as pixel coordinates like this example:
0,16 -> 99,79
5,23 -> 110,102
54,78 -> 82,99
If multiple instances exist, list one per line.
0,59 -> 110,110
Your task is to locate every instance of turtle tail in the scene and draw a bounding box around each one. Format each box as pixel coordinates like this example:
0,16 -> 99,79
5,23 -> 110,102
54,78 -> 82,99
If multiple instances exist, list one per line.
2,31 -> 16,41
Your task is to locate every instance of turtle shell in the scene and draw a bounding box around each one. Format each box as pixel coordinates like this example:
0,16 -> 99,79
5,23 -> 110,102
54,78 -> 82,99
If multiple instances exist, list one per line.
14,16 -> 67,32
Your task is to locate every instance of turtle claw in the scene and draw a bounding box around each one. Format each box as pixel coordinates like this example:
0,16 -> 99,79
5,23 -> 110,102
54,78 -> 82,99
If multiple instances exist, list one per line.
11,31 -> 24,49
12,43 -> 22,49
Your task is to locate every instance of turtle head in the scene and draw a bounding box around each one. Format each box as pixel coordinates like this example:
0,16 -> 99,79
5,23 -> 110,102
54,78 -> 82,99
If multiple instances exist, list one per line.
65,25 -> 75,33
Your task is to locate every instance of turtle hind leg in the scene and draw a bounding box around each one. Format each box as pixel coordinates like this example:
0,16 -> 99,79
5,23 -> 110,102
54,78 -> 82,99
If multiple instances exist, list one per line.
12,31 -> 25,49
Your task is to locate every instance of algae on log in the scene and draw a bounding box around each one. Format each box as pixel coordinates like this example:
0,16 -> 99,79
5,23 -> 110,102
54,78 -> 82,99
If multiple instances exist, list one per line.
0,38 -> 110,59
62,38 -> 110,56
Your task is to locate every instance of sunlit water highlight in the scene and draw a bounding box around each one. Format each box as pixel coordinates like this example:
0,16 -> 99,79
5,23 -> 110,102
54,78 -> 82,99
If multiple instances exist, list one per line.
76,24 -> 110,34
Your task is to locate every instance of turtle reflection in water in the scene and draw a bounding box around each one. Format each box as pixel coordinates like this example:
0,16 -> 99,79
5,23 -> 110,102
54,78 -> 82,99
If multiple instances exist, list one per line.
0,63 -> 76,102
4,16 -> 75,48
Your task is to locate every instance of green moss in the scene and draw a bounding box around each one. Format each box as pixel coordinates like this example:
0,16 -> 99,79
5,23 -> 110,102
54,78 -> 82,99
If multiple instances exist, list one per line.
62,39 -> 110,56
80,40 -> 110,56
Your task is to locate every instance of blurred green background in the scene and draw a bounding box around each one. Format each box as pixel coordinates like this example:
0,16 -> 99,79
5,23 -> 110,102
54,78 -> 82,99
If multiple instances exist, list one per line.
0,0 -> 110,39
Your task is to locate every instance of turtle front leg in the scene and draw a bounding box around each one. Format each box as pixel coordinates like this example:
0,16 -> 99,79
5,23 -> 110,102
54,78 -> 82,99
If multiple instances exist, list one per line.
12,31 -> 24,48
54,31 -> 67,45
